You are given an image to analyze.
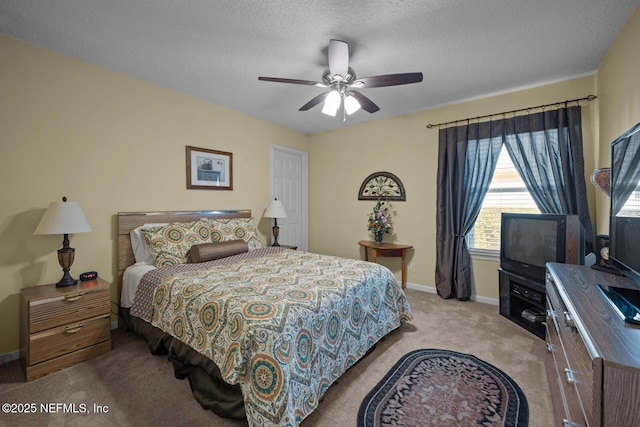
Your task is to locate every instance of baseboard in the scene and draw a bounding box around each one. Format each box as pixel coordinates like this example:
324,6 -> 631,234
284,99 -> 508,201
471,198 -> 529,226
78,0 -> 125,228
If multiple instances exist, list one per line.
406,282 -> 438,294
0,349 -> 20,365
473,294 -> 499,305
405,282 -> 499,306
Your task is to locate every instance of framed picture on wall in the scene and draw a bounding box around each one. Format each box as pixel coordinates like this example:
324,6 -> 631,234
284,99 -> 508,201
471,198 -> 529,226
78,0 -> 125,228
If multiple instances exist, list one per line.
186,146 -> 233,190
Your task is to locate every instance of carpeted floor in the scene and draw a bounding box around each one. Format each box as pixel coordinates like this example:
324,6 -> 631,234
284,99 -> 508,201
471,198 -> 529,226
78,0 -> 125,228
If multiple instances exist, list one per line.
0,289 -> 553,426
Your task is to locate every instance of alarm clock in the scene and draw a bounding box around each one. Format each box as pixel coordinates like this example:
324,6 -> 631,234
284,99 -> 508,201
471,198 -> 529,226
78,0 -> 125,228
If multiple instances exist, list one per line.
79,271 -> 98,281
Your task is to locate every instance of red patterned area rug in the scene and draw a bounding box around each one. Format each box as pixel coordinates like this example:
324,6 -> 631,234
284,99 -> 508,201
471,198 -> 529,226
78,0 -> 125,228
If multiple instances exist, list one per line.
357,349 -> 528,427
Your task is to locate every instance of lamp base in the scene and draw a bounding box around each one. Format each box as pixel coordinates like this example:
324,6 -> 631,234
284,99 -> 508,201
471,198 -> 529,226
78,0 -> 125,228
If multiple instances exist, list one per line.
56,237 -> 77,287
56,268 -> 77,287
271,222 -> 281,247
56,276 -> 78,288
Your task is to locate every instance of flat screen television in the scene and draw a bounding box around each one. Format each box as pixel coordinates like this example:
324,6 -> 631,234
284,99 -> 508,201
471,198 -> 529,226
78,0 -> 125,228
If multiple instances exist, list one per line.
500,213 -> 584,282
609,122 -> 640,286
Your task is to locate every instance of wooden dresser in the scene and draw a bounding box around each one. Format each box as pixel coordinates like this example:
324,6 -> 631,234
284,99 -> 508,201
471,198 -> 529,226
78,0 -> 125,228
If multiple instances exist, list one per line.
545,263 -> 640,426
20,278 -> 111,381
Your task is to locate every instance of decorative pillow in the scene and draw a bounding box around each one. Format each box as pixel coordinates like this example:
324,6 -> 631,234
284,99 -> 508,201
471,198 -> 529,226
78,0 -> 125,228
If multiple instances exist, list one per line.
153,250 -> 185,268
142,219 -> 211,268
209,217 -> 264,251
130,223 -> 169,264
190,240 -> 249,263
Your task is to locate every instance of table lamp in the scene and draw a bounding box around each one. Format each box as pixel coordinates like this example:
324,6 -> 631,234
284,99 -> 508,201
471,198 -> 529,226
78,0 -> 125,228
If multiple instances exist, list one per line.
34,197 -> 92,287
263,199 -> 287,246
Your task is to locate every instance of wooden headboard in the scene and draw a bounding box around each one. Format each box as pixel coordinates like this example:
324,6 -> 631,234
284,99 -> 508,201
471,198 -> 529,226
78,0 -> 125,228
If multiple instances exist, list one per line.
117,210 -> 251,305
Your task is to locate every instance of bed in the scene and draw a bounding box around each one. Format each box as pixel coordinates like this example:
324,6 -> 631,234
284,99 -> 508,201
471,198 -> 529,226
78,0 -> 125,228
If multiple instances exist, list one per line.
117,210 -> 412,426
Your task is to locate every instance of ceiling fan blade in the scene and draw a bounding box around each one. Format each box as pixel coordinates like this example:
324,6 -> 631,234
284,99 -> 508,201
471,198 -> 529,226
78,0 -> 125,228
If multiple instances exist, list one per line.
299,92 -> 330,111
258,77 -> 326,87
328,39 -> 349,79
350,90 -> 380,113
354,72 -> 423,88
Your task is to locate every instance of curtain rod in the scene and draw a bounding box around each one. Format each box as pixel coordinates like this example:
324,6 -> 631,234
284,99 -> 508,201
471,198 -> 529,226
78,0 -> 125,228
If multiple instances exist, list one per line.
425,94 -> 597,129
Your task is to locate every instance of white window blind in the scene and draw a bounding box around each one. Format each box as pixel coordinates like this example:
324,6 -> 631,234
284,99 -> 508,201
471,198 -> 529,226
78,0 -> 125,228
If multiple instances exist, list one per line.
468,147 -> 539,251
620,185 -> 640,216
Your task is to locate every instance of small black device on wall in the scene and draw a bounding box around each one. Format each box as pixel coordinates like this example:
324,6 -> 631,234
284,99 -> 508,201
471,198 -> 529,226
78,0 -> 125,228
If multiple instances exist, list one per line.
79,271 -> 98,281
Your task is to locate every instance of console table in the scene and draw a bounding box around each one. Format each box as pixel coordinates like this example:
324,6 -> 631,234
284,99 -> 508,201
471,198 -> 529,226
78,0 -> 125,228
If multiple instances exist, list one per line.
358,240 -> 412,289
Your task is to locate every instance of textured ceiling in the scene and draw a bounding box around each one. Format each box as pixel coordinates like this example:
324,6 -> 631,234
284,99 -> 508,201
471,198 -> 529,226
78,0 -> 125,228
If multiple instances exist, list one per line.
1,1 -> 638,134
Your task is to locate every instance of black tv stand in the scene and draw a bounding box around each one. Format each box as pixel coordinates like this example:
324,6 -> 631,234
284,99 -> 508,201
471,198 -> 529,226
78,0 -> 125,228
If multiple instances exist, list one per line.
498,268 -> 546,339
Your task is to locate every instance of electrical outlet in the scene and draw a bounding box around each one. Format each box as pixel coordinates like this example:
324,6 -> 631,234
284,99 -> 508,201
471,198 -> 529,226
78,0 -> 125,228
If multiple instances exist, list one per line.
409,264 -> 416,273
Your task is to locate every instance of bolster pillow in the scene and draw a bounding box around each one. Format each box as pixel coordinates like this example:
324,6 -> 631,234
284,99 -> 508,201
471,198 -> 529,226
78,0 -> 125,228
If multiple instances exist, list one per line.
190,240 -> 249,263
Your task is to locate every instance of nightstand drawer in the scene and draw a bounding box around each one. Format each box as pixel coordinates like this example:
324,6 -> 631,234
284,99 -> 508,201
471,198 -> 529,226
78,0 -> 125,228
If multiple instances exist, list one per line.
28,289 -> 109,333
29,315 -> 110,365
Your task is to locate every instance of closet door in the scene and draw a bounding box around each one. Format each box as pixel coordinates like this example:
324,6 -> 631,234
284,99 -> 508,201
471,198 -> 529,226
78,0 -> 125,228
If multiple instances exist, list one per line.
271,145 -> 308,251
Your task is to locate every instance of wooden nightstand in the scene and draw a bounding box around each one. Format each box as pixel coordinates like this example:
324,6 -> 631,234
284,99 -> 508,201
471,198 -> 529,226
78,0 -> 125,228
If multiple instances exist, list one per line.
279,244 -> 298,250
20,277 -> 112,381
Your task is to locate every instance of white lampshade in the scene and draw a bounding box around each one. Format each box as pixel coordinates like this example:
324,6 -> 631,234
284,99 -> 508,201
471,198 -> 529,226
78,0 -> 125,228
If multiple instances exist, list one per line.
264,199 -> 287,219
35,200 -> 92,235
344,94 -> 361,115
322,90 -> 341,116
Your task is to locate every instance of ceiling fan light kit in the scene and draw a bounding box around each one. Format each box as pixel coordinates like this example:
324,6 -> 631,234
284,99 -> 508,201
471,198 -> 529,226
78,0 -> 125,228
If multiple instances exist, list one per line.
259,39 -> 423,120
321,89 -> 361,117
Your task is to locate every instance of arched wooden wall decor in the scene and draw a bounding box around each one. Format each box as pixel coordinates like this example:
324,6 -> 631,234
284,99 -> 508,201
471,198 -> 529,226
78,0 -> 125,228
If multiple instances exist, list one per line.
590,168 -> 610,196
358,171 -> 406,201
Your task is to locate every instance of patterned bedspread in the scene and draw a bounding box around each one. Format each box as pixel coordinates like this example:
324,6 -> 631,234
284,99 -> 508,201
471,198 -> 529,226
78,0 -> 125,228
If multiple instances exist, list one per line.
130,248 -> 412,426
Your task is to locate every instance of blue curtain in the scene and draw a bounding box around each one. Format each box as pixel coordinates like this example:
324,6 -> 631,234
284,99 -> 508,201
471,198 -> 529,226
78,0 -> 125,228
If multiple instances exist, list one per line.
435,106 -> 592,300
435,121 -> 503,299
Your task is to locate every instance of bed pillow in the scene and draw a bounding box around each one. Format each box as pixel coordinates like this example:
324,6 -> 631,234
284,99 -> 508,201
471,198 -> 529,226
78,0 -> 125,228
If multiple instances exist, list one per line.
209,217 -> 264,251
190,240 -> 249,263
142,219 -> 211,267
130,223 -> 169,265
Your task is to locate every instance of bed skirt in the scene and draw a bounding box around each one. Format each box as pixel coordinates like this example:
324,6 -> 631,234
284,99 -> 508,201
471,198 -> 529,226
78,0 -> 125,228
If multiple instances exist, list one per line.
120,308 -> 246,420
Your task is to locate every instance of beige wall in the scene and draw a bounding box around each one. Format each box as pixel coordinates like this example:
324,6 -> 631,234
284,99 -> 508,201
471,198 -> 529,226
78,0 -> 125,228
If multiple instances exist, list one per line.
0,35 -> 309,354
594,5 -> 640,234
308,76 -> 597,301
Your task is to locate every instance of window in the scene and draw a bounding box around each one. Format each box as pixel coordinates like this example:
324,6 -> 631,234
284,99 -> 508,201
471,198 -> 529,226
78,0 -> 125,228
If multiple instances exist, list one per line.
468,146 -> 539,257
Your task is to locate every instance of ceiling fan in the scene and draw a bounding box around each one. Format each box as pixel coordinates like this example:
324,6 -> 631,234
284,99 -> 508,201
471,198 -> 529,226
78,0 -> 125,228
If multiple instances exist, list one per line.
258,39 -> 423,119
